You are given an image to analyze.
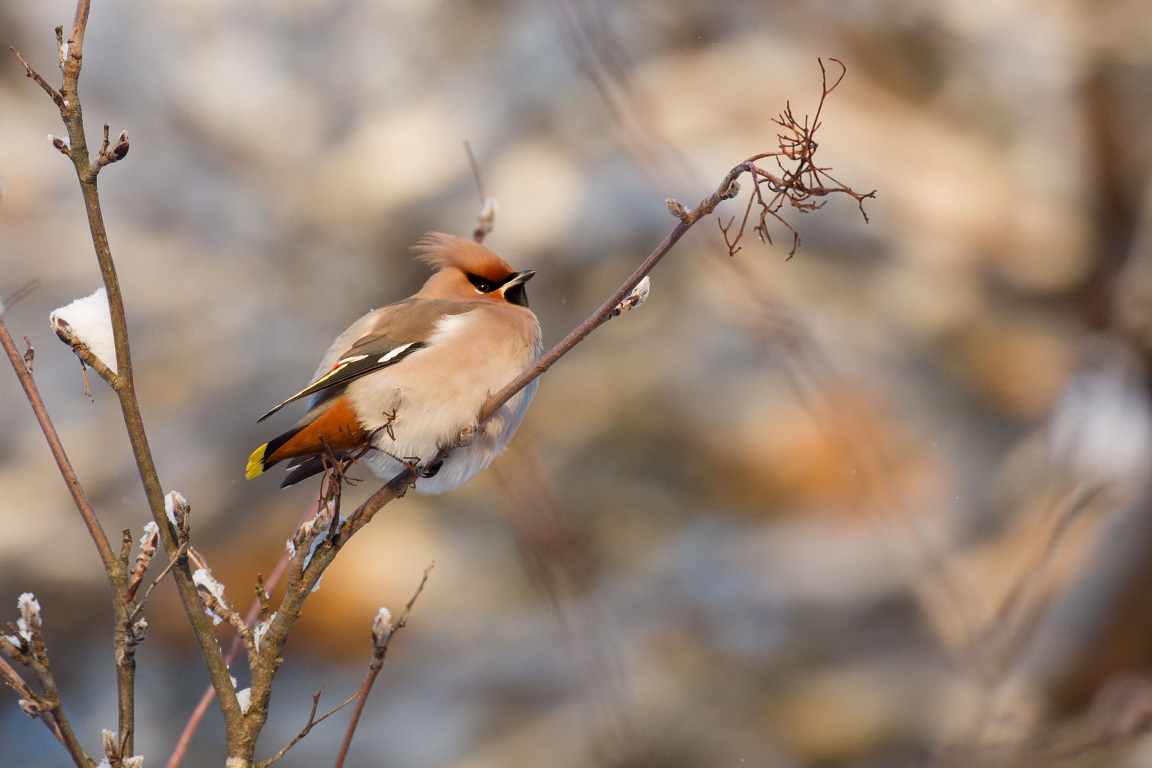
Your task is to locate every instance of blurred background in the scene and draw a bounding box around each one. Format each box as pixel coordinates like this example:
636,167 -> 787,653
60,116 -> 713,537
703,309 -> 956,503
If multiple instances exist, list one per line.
3,0 -> 1152,765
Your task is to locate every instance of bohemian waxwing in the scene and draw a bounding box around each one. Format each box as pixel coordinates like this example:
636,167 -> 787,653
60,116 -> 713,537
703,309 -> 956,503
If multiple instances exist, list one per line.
246,232 -> 541,493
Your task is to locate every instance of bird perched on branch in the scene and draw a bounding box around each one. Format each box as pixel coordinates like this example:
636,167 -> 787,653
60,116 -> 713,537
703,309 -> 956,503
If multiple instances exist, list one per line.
246,232 -> 541,493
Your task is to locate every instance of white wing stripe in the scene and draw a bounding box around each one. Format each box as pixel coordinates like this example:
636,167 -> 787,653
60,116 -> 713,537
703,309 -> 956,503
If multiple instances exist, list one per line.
378,343 -> 415,364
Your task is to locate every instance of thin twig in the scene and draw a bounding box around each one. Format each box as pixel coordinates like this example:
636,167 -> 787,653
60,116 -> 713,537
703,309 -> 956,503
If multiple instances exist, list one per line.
1,598 -> 97,767
333,564 -> 434,768
0,314 -> 118,575
255,688 -> 360,768
464,141 -> 496,244
2,278 -> 42,310
8,47 -> 66,110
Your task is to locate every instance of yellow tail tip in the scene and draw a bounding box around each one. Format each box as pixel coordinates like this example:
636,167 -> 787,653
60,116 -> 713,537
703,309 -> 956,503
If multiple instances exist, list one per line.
246,444 -> 268,479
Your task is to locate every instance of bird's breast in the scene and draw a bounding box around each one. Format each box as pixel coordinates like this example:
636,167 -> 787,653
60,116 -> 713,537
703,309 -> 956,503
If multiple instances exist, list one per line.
344,308 -> 539,461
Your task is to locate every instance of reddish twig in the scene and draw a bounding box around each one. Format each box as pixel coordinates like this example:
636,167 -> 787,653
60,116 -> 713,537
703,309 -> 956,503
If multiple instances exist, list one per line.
481,61 -> 872,423
0,314 -> 118,576
2,278 -> 42,310
718,58 -> 875,258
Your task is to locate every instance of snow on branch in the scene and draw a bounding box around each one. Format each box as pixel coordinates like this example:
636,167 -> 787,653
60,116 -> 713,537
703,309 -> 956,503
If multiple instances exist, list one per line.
49,287 -> 117,374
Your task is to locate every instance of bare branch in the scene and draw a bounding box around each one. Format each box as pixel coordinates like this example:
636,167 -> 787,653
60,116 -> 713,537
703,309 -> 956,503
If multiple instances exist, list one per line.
8,47 -> 66,110
1,595 -> 97,767
227,70 -> 879,761
166,513 -> 298,768
12,0 -> 243,749
334,564 -> 434,768
254,688 -> 360,768
191,562 -> 258,667
0,314 -> 118,574
464,141 -> 497,243
89,124 -> 130,178
1,278 -> 42,310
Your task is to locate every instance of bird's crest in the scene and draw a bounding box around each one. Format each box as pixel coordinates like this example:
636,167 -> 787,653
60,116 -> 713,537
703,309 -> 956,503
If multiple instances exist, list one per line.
412,232 -> 516,282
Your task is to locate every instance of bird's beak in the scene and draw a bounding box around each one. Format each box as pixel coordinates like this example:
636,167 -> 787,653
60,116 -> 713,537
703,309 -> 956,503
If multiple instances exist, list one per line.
504,269 -> 535,288
500,270 -> 535,308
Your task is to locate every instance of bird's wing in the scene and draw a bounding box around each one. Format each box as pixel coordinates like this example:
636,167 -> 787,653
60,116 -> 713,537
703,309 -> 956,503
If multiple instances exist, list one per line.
257,300 -> 476,423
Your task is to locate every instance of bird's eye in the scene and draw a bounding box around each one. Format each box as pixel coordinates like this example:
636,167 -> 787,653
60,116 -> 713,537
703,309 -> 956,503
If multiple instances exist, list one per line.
466,273 -> 496,293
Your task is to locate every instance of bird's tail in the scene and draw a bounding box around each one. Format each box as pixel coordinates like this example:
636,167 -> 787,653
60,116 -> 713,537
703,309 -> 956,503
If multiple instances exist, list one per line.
245,426 -> 304,479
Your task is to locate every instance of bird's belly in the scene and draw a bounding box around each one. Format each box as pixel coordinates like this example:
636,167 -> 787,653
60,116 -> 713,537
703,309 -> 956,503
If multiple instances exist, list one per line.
344,345 -> 536,491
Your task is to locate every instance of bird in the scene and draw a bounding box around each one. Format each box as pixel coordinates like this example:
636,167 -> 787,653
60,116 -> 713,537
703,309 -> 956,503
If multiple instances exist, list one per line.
246,232 -> 541,493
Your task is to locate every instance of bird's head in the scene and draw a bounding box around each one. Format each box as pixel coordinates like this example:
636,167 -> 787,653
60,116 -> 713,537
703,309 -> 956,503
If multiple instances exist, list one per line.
413,232 -> 535,308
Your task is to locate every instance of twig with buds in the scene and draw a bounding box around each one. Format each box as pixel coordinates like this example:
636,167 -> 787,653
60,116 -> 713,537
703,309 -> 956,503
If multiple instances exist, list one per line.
0,594 -> 94,765
334,563 -> 434,768
11,4 -> 242,752
609,276 -> 650,318
465,141 -> 498,244
192,565 -> 258,667
101,728 -> 143,768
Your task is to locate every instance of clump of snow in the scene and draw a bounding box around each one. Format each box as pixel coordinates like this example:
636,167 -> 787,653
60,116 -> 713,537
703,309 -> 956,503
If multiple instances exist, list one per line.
372,606 -> 393,648
165,491 -> 190,536
138,521 -> 159,550
254,614 -> 274,653
17,592 -> 41,640
49,288 -> 117,373
192,568 -> 227,625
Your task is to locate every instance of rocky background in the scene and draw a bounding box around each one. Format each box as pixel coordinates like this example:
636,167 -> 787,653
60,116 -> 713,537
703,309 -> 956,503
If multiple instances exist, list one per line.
3,0 -> 1152,766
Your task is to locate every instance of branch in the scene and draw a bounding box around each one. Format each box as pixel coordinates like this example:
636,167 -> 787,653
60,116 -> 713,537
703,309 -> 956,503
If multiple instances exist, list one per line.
464,141 -> 497,244
482,61 -> 871,420
716,58 -> 876,258
1,308 -> 143,763
254,688 -> 359,768
0,314 -> 118,575
333,564 -> 433,768
8,46 -> 66,111
234,63 -> 876,764
10,0 -> 243,753
165,537 -> 295,768
1,595 -> 97,767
